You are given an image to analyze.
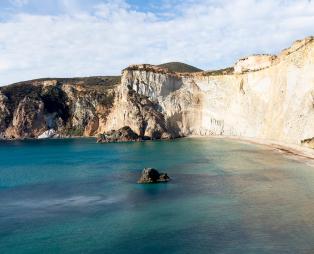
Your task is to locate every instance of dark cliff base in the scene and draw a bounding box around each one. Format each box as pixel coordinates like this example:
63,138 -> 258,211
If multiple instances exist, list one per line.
97,126 -> 176,143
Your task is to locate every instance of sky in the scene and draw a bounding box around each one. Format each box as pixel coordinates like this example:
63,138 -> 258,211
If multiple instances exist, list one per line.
0,0 -> 314,85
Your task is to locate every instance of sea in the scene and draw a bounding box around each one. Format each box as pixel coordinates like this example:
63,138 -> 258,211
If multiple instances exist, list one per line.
0,138 -> 313,254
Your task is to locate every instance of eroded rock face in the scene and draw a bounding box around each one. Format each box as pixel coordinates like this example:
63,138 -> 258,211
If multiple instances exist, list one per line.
5,96 -> 46,138
121,36 -> 314,147
104,83 -> 174,139
0,92 -> 10,138
0,75 -> 174,140
137,168 -> 170,184
234,55 -> 277,74
0,77 -> 118,139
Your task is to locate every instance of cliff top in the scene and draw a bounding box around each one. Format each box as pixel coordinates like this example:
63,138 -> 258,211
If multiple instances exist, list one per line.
1,76 -> 121,89
124,63 -> 234,77
124,36 -> 314,76
124,62 -> 203,76
233,36 -> 314,73
279,36 -> 314,56
0,76 -> 120,108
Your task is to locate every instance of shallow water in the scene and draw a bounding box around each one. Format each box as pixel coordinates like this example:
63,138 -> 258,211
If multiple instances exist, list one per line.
0,138 -> 313,254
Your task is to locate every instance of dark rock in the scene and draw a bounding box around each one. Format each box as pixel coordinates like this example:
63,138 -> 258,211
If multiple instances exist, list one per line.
97,126 -> 142,143
137,168 -> 170,184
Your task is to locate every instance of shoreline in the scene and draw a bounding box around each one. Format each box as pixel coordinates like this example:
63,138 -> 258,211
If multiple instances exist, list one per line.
188,135 -> 314,165
2,134 -> 314,165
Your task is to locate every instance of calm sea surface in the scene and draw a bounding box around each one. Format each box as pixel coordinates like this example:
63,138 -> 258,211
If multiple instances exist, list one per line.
0,138 -> 313,254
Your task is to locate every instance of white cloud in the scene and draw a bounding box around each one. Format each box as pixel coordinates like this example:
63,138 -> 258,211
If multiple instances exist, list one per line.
0,60 -> 10,71
10,0 -> 29,7
0,0 -> 314,85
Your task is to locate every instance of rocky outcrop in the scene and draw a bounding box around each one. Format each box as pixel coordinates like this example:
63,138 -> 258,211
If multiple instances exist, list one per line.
0,77 -> 118,139
137,168 -> 170,184
1,36 -> 314,149
301,138 -> 314,149
5,96 -> 46,138
38,129 -> 59,139
97,126 -> 141,143
0,92 -> 10,138
103,82 -> 174,139
234,55 -> 277,74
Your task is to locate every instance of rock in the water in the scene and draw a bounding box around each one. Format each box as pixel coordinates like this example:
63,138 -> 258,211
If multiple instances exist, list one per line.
137,168 -> 170,184
38,129 -> 59,139
97,126 -> 142,143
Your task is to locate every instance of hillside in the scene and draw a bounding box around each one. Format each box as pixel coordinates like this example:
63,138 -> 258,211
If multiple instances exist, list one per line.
157,62 -> 203,73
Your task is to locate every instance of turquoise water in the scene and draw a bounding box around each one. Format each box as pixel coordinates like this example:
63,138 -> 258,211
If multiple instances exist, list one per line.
0,138 -> 314,254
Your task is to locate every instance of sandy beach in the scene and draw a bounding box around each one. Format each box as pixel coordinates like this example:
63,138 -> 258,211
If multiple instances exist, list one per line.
188,135 -> 314,166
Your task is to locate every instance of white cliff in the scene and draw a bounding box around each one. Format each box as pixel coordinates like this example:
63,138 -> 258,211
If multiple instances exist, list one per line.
107,36 -> 314,147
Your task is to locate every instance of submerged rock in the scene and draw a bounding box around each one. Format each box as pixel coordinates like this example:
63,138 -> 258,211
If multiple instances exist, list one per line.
97,126 -> 142,143
138,168 -> 170,184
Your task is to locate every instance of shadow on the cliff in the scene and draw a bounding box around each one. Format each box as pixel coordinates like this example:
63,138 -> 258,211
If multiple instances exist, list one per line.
166,112 -> 184,138
41,84 -> 70,124
159,76 -> 185,97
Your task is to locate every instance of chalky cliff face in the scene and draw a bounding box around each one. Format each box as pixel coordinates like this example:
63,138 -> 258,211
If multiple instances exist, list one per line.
119,37 -> 314,146
0,36 -> 314,148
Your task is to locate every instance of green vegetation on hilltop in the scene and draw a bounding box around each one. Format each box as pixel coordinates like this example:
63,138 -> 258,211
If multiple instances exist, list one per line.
0,76 -> 120,104
204,67 -> 234,76
157,62 -> 203,73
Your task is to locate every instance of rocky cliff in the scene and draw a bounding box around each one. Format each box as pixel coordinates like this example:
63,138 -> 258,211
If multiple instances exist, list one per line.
0,77 -> 119,139
119,36 -> 314,147
1,36 -> 314,148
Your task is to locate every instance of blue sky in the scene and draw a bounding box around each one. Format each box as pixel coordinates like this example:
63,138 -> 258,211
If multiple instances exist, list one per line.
0,0 -> 314,85
0,0 -> 182,17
